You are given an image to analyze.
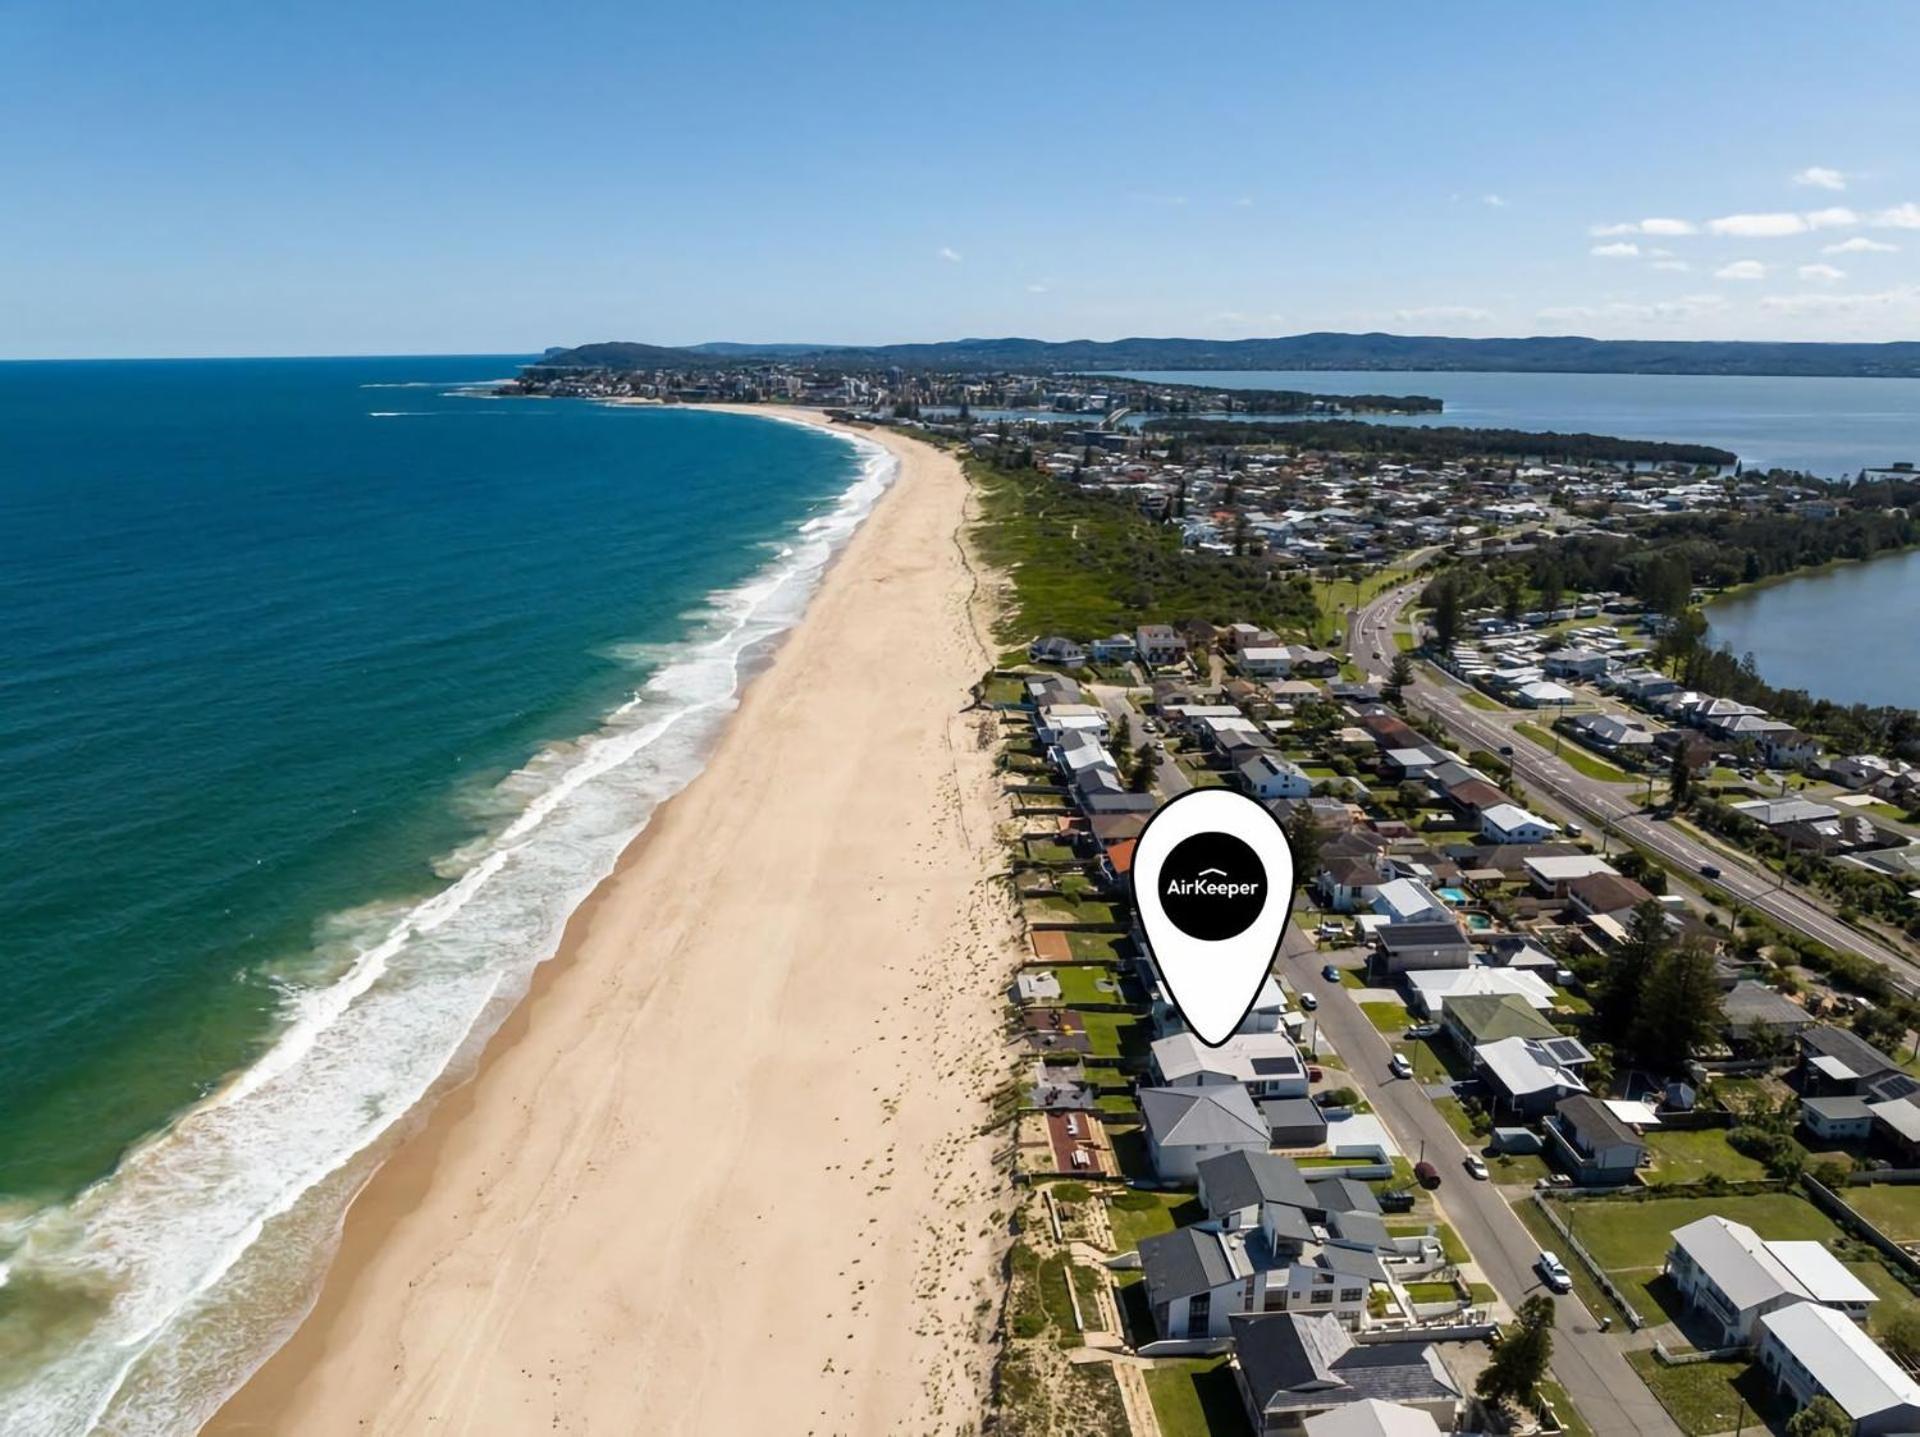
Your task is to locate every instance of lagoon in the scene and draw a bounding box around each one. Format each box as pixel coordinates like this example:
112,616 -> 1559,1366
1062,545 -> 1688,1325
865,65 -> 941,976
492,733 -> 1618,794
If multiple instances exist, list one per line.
1705,547 -> 1920,710
1111,369 -> 1920,479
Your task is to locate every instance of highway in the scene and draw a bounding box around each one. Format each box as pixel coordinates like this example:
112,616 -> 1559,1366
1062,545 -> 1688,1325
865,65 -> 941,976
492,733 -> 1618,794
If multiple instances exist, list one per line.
1286,927 -> 1680,1435
1349,584 -> 1917,988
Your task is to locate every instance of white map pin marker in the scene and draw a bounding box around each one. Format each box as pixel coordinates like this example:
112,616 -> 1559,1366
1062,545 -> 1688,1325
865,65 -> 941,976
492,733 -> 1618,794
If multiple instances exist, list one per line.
1134,788 -> 1297,1047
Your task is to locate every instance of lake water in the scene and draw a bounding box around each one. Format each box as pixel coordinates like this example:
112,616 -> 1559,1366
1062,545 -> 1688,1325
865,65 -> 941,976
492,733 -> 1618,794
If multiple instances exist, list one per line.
1112,369 -> 1920,479
1705,548 -> 1920,710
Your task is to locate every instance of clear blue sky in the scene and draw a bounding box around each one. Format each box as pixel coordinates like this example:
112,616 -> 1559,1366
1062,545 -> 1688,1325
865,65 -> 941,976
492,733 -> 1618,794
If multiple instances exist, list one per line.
4,1 -> 1917,357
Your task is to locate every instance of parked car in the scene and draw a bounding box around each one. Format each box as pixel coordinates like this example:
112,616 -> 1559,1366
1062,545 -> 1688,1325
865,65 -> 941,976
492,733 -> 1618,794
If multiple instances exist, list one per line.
1464,1156 -> 1489,1180
1299,992 -> 1318,1011
1537,1251 -> 1573,1293
1565,821 -> 1583,837
1322,963 -> 1341,983
1389,1053 -> 1413,1079
1306,1065 -> 1324,1083
1414,1160 -> 1441,1189
1699,862 -> 1723,879
1404,1023 -> 1439,1040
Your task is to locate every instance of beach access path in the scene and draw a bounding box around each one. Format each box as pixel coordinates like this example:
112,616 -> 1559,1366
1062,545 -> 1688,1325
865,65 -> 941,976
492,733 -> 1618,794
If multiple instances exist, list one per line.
208,410 -> 1019,1435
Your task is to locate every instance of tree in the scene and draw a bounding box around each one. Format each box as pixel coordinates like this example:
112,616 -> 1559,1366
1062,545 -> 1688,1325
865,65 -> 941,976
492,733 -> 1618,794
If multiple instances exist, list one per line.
1634,940 -> 1726,1061
1287,806 -> 1323,884
1597,900 -> 1670,1044
1880,1306 -> 1920,1366
1477,1295 -> 1555,1410
1386,653 -> 1414,703
1431,575 -> 1463,656
1668,745 -> 1694,810
1130,742 -> 1155,792
1787,1397 -> 1852,1437
1500,572 -> 1525,623
1538,563 -> 1566,616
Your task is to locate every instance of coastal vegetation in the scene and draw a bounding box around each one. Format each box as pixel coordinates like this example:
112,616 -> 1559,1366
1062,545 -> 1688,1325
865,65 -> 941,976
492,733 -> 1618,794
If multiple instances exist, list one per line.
1141,417 -> 1738,467
967,456 -> 1319,640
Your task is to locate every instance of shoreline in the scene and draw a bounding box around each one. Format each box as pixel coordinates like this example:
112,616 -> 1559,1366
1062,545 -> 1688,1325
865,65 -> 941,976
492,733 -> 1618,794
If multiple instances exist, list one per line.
206,409 -> 1016,1433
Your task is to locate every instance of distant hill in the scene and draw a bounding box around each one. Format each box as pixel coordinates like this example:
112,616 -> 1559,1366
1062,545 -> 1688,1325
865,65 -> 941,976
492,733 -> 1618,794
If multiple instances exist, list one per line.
534,332 -> 1920,379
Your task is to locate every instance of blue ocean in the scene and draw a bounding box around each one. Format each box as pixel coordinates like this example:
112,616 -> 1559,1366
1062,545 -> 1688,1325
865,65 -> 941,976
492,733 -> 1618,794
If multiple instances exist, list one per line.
0,358 -> 891,1430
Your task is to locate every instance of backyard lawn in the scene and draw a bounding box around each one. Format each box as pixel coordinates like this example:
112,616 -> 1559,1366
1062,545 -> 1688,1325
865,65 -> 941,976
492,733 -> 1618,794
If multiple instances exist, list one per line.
1081,1011 -> 1149,1060
1051,964 -> 1124,1006
1143,1356 -> 1251,1437
1106,1190 -> 1201,1253
1627,1352 -> 1780,1437
1065,930 -> 1129,962
1841,1182 -> 1920,1242
1641,1128 -> 1769,1186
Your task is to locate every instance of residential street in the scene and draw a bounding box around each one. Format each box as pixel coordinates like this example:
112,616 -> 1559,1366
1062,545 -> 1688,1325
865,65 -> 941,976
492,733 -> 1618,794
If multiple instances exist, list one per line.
1350,584 -> 1919,989
1284,925 -> 1681,1436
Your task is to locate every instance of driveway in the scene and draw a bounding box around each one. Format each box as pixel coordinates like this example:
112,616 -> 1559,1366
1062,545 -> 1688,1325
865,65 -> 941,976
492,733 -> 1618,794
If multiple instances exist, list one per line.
1285,925 -> 1681,1436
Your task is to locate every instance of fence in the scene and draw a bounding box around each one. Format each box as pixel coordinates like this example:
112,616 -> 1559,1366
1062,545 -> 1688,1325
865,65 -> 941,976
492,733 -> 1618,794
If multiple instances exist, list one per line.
1803,1175 -> 1920,1287
1531,1194 -> 1647,1330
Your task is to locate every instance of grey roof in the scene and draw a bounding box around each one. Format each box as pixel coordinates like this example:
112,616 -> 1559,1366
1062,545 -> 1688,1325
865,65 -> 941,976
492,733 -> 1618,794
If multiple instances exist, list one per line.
1308,1176 -> 1381,1218
1802,1024 -> 1900,1081
1803,1095 -> 1873,1123
1140,1085 -> 1268,1150
1198,1150 -> 1316,1218
1556,1094 -> 1643,1151
1318,1244 -> 1390,1281
1377,920 -> 1471,953
1231,1315 -> 1459,1416
1722,981 -> 1810,1030
1327,1210 -> 1392,1251
1261,1096 -> 1329,1139
1140,1226 -> 1237,1307
1264,1204 -> 1317,1245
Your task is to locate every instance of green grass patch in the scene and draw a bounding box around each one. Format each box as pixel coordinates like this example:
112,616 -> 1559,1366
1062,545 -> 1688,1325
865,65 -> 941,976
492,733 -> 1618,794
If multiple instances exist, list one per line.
1409,1036 -> 1465,1084
1433,1096 -> 1480,1145
1394,631 -> 1417,652
1024,897 -> 1121,925
1360,1000 -> 1412,1033
1536,1376 -> 1595,1437
1561,1192 -> 1837,1272
1065,930 -> 1128,962
1052,965 -> 1122,1006
1462,690 -> 1506,711
968,458 -> 1319,641
1405,1280 -> 1460,1304
1337,967 -> 1367,989
1514,1202 -> 1623,1322
1513,722 -> 1636,783
983,675 -> 1027,705
1641,1128 -> 1770,1187
1386,1221 -> 1469,1266
1840,1183 -> 1920,1242
1081,1011 -> 1149,1060
1143,1355 -> 1251,1437
1627,1352 -> 1777,1437
1025,839 -> 1077,863
1106,1190 -> 1201,1253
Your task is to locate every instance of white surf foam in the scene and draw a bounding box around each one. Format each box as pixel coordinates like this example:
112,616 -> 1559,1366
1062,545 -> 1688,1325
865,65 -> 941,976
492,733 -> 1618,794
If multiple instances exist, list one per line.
0,422 -> 897,1435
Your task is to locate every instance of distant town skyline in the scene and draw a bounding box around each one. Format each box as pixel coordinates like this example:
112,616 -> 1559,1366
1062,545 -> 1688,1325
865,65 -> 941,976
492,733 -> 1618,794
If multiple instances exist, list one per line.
3,0 -> 1917,358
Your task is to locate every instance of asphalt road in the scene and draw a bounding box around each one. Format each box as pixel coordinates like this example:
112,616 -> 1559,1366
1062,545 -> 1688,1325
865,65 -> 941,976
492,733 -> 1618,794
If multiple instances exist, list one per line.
1090,684 -> 1191,796
1350,584 -> 1917,990
1286,927 -> 1680,1436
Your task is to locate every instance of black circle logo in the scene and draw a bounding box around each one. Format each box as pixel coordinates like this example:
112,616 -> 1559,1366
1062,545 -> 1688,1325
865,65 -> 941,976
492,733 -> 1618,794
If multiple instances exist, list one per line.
1159,832 -> 1268,942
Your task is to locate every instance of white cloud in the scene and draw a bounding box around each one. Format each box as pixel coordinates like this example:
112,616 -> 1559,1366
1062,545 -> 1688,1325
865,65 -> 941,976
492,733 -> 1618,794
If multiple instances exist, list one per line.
937,246 -> 963,263
1793,166 -> 1847,191
1232,195 -> 1254,208
1026,282 -> 1050,294
1825,236 -> 1898,254
1759,283 -> 1920,317
1797,263 -> 1846,282
1651,259 -> 1691,272
1482,194 -> 1508,208
1872,202 -> 1920,229
1591,241 -> 1641,258
1129,191 -> 1189,207
1394,305 -> 1492,323
1805,206 -> 1859,229
1707,212 -> 1807,238
1714,259 -> 1768,280
1591,217 -> 1696,236
1536,295 -> 1724,325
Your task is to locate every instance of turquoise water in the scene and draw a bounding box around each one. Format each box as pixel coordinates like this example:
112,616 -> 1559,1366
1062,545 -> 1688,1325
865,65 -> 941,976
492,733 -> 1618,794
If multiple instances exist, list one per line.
1112,369 -> 1920,478
0,359 -> 890,1429
1706,546 -> 1920,709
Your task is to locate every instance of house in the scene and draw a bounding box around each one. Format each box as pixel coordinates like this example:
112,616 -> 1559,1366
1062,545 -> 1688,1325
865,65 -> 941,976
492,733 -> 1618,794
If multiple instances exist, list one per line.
1405,967 -> 1556,1019
1564,871 -> 1655,924
1318,855 -> 1394,913
1139,1225 -> 1262,1339
1151,1031 -> 1311,1100
1372,920 -> 1474,978
1801,1095 -> 1875,1144
1199,1150 -> 1321,1231
1800,1026 -> 1903,1095
1478,803 -> 1557,844
1139,1215 -> 1385,1340
1141,1085 -> 1270,1181
1721,981 -> 1813,1041
1028,635 -> 1087,666
1441,993 -> 1560,1052
1514,680 -> 1577,708
1474,1035 -> 1592,1116
1731,797 -> 1841,829
1286,645 -> 1342,678
1568,712 -> 1657,751
1091,633 -> 1137,663
1241,753 -> 1315,801
1370,878 -> 1450,926
1262,1097 -> 1332,1149
1756,1301 -> 1920,1435
1304,1401 -> 1445,1437
1665,1215 -> 1878,1345
1229,1314 -> 1461,1437
1034,702 -> 1111,745
1545,1094 -> 1646,1185
1523,854 -> 1619,896
1544,649 -> 1610,680
1241,646 -> 1295,679
1137,624 -> 1190,667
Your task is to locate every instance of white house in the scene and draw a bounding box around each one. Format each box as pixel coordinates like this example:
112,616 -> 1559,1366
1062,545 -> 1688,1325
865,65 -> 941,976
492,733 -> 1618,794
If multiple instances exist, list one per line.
1479,803 -> 1557,844
1240,646 -> 1294,679
1034,702 -> 1111,746
1305,1401 -> 1445,1437
1666,1215 -> 1877,1346
1370,878 -> 1450,926
1406,967 -> 1556,1018
1757,1302 -> 1920,1436
1136,624 -> 1189,666
1090,633 -> 1137,663
1239,753 -> 1314,801
1514,681 -> 1577,708
1150,1031 -> 1310,1100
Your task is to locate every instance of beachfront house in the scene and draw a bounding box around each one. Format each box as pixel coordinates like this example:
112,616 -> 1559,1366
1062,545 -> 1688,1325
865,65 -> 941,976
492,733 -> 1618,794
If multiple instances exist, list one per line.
1140,1085 -> 1269,1181
1137,624 -> 1189,667
1229,1315 -> 1461,1436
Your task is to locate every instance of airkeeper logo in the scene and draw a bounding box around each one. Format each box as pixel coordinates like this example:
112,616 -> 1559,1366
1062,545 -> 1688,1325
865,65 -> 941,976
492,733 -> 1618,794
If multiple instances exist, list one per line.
1158,832 -> 1267,942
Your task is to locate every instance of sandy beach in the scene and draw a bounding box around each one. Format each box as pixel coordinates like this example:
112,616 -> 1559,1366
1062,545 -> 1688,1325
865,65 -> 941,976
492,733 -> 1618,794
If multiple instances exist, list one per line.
208,410 -> 1016,1435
